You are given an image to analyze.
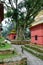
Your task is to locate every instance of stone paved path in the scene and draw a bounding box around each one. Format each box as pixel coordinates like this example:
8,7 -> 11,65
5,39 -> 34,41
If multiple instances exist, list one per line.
12,45 -> 43,65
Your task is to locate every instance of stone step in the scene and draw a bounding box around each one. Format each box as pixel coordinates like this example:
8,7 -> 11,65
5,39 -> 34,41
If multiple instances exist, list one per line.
25,44 -> 43,53
25,47 -> 43,56
23,46 -> 43,60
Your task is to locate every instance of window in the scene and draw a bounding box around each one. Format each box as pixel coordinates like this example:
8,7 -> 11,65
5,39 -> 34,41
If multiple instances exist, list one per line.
35,35 -> 38,40
0,28 -> 3,31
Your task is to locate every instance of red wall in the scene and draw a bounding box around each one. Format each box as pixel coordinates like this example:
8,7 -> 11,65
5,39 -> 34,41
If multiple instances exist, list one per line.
8,33 -> 16,40
30,24 -> 43,45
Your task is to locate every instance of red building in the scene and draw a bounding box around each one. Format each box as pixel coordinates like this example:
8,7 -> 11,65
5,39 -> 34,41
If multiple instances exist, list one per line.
30,10 -> 43,45
7,30 -> 16,40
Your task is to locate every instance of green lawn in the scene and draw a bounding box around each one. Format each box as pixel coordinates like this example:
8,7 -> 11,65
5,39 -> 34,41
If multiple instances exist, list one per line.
0,37 -> 11,49
0,37 -> 5,43
0,43 -> 11,50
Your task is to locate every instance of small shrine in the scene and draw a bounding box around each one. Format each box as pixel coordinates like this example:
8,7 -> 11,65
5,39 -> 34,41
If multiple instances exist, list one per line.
7,30 -> 16,40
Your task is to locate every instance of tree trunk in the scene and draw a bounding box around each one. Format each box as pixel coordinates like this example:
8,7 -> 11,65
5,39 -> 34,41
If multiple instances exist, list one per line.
16,27 -> 25,40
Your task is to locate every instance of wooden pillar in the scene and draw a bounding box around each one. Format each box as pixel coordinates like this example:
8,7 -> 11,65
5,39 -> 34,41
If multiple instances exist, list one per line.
0,3 -> 4,37
0,3 -> 4,23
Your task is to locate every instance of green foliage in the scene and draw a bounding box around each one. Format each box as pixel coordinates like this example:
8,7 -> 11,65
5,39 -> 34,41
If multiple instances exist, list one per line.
24,0 -> 43,25
5,10 -> 13,17
4,0 -> 43,26
5,0 -> 43,27
12,9 -> 18,20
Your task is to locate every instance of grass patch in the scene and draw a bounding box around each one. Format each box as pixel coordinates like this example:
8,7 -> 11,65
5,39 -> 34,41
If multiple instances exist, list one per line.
0,43 -> 11,50
0,37 -> 5,42
0,37 -> 11,49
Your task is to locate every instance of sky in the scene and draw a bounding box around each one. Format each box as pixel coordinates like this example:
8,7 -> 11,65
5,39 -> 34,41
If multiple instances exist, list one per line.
18,0 -> 23,3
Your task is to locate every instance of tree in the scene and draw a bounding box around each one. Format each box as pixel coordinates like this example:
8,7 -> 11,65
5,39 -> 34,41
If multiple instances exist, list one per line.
23,0 -> 43,27
1,0 -> 26,40
1,0 -> 43,40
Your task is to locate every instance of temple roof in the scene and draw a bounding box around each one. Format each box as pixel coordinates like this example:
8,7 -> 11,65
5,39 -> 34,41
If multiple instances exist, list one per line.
10,29 -> 16,34
35,10 -> 43,21
31,10 -> 43,27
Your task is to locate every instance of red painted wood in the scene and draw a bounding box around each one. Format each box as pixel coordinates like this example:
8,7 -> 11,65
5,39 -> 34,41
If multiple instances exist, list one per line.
30,24 -> 43,45
8,33 -> 16,40
0,3 -> 4,22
